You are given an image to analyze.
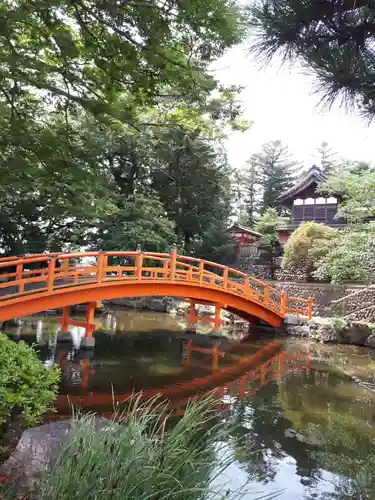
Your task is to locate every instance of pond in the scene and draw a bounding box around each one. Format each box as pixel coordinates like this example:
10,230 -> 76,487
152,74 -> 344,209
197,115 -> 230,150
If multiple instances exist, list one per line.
4,308 -> 375,500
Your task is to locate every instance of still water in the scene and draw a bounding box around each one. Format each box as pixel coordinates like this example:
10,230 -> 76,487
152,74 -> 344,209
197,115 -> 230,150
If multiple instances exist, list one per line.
5,309 -> 375,500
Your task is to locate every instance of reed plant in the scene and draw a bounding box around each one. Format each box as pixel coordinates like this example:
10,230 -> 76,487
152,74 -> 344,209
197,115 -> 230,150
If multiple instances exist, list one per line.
39,394 -> 229,499
1,394 -> 281,499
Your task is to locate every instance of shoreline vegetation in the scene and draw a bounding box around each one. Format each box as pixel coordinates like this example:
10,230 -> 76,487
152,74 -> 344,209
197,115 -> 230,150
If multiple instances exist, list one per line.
0,394 -> 282,500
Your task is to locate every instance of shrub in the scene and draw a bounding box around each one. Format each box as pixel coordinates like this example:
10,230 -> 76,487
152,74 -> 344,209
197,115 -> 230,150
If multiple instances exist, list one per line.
330,317 -> 347,331
283,222 -> 338,276
0,333 -> 60,431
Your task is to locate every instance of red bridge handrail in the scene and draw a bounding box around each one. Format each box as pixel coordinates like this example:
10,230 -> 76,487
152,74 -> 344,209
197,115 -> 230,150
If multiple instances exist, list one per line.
0,250 -> 313,319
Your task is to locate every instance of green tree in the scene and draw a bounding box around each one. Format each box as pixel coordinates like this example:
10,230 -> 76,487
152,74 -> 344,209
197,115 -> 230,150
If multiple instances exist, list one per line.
283,222 -> 338,279
255,208 -> 285,279
250,0 -> 375,120
0,0 -> 248,256
90,193 -> 176,252
347,160 -> 373,175
0,110 -> 116,255
314,225 -> 375,284
252,141 -> 297,214
321,169 -> 375,223
1,0 -> 247,122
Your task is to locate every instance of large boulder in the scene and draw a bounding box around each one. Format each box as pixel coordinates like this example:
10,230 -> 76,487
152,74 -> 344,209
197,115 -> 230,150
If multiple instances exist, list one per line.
0,417 -> 109,491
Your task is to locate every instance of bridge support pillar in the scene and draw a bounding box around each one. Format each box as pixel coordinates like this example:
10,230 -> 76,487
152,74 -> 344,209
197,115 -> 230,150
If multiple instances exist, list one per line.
56,302 -> 98,348
57,306 -> 72,342
81,301 -> 97,349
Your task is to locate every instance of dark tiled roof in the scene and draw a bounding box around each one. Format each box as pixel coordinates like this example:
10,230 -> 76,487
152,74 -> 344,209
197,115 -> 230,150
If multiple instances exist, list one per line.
277,165 -> 327,203
227,224 -> 262,238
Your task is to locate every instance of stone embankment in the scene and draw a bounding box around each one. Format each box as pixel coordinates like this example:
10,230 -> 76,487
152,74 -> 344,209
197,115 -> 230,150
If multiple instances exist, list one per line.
331,285 -> 375,322
272,282 -> 363,317
285,316 -> 375,348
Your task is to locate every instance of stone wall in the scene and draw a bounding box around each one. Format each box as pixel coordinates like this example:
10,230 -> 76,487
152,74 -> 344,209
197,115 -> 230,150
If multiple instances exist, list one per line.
273,282 -> 363,317
346,305 -> 375,323
236,257 -> 311,282
274,259 -> 311,282
238,263 -> 271,280
331,286 -> 375,318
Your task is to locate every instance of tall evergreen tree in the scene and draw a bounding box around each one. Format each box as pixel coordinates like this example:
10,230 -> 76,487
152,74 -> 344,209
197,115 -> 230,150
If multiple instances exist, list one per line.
151,129 -> 232,251
250,0 -> 375,120
252,141 -> 297,214
242,157 -> 261,226
317,141 -> 337,176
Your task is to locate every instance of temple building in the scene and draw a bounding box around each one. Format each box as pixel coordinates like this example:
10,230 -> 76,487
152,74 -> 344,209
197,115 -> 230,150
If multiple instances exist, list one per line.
227,223 -> 261,260
276,165 -> 345,244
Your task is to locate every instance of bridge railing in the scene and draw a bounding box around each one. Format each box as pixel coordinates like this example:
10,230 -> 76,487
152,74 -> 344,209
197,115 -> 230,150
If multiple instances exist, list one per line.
0,250 -> 312,319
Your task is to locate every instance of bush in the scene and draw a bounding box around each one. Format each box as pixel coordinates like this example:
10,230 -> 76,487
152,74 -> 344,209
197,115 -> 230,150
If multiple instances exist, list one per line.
0,333 -> 60,431
283,222 -> 338,276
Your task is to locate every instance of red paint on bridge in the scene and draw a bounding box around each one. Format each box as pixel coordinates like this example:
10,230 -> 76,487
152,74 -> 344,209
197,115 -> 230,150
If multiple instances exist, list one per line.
0,250 -> 312,328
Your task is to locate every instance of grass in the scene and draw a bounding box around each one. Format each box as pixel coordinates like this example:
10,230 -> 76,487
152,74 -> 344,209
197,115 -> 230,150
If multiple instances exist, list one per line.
1,393 -> 282,499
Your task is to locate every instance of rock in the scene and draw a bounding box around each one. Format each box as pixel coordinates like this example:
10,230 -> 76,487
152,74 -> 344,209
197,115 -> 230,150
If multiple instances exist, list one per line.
0,417 -> 109,491
290,325 -> 310,338
366,333 -> 375,348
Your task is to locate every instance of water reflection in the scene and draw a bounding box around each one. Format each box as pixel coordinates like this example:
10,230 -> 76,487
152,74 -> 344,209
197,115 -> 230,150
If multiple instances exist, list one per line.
50,339 -> 309,414
4,311 -> 375,499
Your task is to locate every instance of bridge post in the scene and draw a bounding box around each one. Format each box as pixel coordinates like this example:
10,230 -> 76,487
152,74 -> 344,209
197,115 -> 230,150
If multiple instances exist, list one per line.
307,297 -> 313,320
187,299 -> 197,325
281,292 -> 288,316
57,306 -> 71,343
81,301 -> 97,349
214,304 -> 221,328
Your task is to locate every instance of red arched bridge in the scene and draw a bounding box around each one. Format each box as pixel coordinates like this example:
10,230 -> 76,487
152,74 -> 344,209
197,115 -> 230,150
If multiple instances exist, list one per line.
0,250 -> 312,340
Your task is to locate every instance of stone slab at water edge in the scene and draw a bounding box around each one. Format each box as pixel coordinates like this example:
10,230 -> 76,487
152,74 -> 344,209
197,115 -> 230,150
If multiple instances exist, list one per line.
286,316 -> 375,347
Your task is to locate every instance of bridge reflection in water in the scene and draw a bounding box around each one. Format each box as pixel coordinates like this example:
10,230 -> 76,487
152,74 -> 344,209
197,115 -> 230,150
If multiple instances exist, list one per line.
42,333 -> 310,419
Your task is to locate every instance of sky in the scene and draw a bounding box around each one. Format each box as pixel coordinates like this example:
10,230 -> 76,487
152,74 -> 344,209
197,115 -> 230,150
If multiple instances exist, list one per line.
211,44 -> 375,172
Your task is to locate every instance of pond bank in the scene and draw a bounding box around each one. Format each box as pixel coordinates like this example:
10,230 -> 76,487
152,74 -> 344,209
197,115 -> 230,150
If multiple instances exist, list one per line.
285,316 -> 375,347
